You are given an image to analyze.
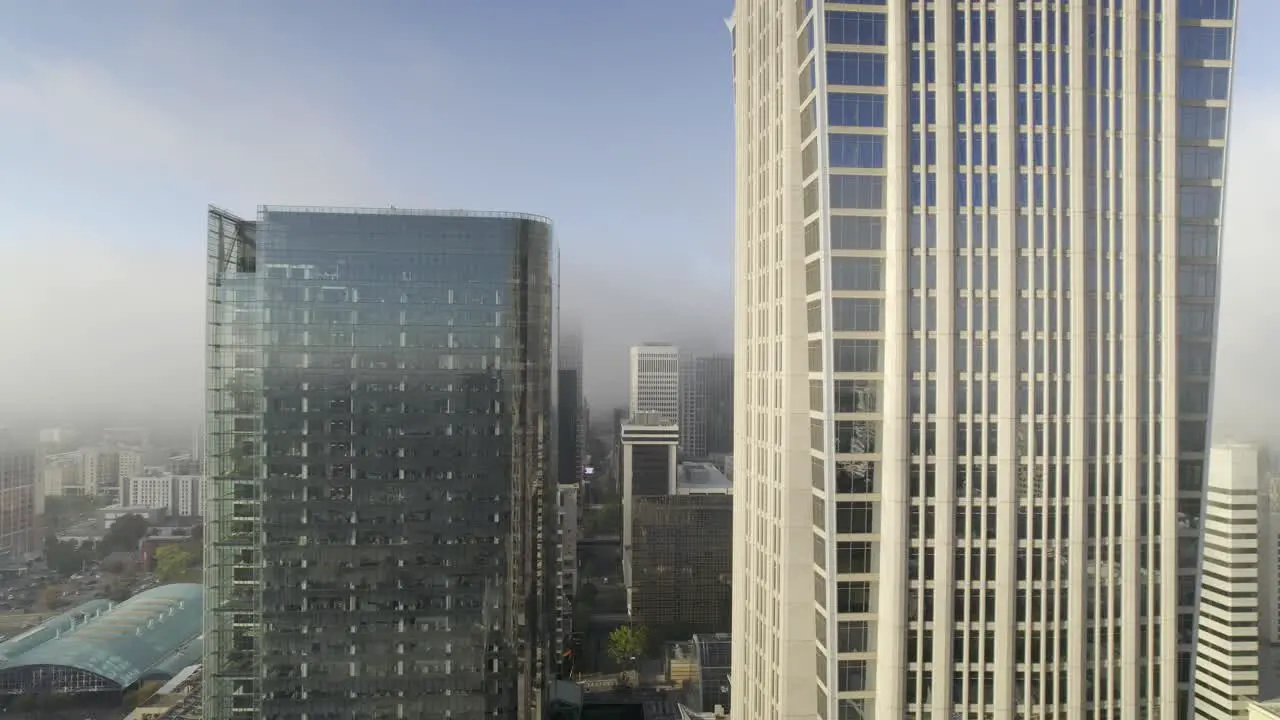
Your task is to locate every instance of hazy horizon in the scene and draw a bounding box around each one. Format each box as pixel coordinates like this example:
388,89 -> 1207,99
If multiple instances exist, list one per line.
2,2 -> 1280,447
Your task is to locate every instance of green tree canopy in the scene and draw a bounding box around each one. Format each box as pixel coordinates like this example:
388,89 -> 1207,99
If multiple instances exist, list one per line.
101,514 -> 149,554
155,544 -> 199,582
606,625 -> 648,667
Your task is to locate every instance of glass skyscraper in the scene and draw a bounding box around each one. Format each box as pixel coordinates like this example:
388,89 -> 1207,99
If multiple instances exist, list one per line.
204,206 -> 557,720
729,2 -> 1237,719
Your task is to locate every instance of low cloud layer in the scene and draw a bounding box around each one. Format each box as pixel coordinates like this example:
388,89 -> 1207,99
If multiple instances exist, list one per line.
0,9 -> 1274,446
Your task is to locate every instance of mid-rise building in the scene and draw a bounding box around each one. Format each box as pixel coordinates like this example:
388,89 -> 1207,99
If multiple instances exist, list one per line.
81,447 -> 144,501
729,2 -> 1240,718
629,344 -> 681,427
204,205 -> 557,719
555,482 -> 581,660
123,473 -> 204,519
619,414 -> 680,599
628,463 -> 732,644
42,451 -> 84,497
0,450 -> 39,559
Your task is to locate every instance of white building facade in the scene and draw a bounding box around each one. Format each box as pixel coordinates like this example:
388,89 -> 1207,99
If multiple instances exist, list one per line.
629,344 -> 681,426
124,474 -> 205,519
730,2 -> 1238,719
1193,443 -> 1265,718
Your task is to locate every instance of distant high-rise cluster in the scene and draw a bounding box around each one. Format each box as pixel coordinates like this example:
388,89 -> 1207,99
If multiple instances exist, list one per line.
629,344 -> 733,460
730,2 -> 1239,718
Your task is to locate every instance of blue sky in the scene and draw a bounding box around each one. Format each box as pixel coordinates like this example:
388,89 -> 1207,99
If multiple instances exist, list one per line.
2,1 -> 1279,439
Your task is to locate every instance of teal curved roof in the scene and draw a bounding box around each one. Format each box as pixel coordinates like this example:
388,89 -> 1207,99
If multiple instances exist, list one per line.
0,599 -> 112,664
140,635 -> 203,681
0,584 -> 202,688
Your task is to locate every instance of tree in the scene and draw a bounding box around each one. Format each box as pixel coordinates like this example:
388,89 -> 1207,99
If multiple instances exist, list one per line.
101,514 -> 150,554
41,586 -> 66,610
606,625 -> 648,667
44,535 -> 89,576
155,544 -> 198,582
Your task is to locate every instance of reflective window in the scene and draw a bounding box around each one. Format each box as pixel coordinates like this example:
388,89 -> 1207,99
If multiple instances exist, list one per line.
834,379 -> 880,413
1178,186 -> 1222,218
833,339 -> 882,373
1179,0 -> 1234,20
829,93 -> 887,128
830,134 -> 886,169
826,11 -> 888,46
830,257 -> 884,291
1179,106 -> 1228,140
828,52 -> 888,87
1179,66 -> 1232,101
830,176 -> 886,210
830,216 -> 884,250
831,298 -> 882,332
1178,26 -> 1233,61
1179,146 -> 1225,180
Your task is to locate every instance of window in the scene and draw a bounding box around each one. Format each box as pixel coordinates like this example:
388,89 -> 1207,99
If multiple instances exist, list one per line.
806,262 -> 823,295
837,621 -> 870,653
808,299 -> 823,332
828,93 -> 886,128
830,134 -> 886,169
835,420 -> 879,453
1178,304 -> 1214,334
1177,265 -> 1217,297
830,257 -> 883,291
834,379 -> 879,412
828,52 -> 887,86
1178,25 -> 1233,60
1178,225 -> 1218,258
836,501 -> 874,534
837,581 -> 871,613
838,660 -> 869,692
1180,0 -> 1234,21
830,216 -> 883,250
833,339 -> 881,372
1179,146 -> 1224,180
837,541 -> 873,574
1179,106 -> 1228,141
826,11 -> 887,46
831,298 -> 882,332
830,175 -> 886,210
1179,186 -> 1221,219
1179,66 -> 1231,101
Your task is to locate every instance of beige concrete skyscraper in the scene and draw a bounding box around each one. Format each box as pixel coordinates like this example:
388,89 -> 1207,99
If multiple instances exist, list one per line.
729,2 -> 1239,719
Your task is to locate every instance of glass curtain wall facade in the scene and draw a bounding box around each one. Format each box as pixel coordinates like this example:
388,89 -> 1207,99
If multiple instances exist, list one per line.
730,1 -> 1237,719
204,206 -> 557,720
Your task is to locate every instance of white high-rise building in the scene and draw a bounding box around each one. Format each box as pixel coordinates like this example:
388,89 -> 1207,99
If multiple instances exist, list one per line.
1193,443 -> 1265,719
729,3 -> 1239,719
629,343 -> 681,426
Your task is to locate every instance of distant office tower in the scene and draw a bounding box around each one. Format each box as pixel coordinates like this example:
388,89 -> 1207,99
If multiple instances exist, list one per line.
559,327 -> 586,488
680,352 -> 707,458
730,3 -> 1238,719
204,206 -> 557,720
0,450 -> 39,558
1193,443 -> 1266,718
629,344 -> 680,426
698,355 -> 734,456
